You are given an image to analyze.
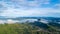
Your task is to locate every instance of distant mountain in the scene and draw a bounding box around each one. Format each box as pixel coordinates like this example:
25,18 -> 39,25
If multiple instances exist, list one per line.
0,17 -> 60,21
0,16 -> 7,20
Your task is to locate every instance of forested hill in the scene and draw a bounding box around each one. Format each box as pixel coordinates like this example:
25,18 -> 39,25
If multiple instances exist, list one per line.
0,23 -> 60,34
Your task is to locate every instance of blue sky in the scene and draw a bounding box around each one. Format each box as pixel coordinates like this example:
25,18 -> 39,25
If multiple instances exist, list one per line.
0,0 -> 60,18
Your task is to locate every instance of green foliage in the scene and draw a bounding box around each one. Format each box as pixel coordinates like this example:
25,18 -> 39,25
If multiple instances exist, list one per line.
0,23 -> 60,34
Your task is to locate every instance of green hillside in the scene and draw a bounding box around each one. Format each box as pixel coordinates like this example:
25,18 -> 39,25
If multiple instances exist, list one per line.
0,23 -> 60,34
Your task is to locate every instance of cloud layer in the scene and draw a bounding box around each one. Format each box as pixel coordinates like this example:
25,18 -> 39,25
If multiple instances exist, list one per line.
0,0 -> 60,18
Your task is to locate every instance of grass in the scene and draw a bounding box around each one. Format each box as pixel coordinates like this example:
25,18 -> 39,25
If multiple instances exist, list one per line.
0,23 -> 60,34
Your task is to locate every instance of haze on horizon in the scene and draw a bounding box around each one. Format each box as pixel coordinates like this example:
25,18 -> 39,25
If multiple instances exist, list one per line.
0,0 -> 60,18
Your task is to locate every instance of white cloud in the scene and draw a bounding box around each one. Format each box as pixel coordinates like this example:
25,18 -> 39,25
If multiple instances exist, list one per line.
0,7 -> 60,18
0,0 -> 60,18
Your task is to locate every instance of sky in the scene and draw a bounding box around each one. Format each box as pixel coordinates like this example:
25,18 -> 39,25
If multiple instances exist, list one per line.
0,0 -> 60,18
